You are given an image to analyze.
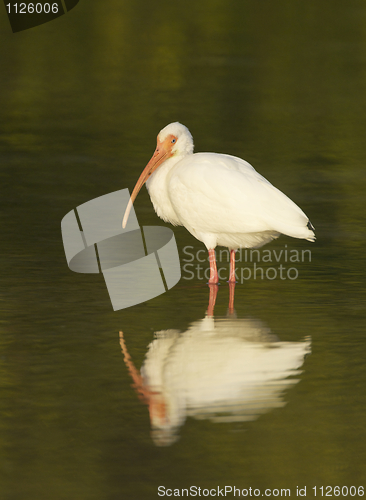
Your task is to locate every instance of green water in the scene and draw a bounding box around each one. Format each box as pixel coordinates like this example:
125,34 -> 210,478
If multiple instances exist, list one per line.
0,1 -> 365,498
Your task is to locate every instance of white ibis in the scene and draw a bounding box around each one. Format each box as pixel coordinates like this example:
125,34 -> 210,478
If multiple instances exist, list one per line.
123,122 -> 315,284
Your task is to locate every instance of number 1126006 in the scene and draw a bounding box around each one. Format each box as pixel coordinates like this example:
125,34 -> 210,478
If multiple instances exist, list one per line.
313,486 -> 364,497
6,3 -> 59,14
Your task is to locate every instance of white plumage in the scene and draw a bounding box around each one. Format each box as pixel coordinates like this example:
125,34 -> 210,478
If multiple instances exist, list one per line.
123,122 -> 315,283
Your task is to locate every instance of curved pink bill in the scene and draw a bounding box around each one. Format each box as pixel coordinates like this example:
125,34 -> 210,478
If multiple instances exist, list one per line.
122,138 -> 172,228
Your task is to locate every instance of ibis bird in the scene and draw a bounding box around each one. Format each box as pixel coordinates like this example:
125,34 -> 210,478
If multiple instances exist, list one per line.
123,122 -> 315,284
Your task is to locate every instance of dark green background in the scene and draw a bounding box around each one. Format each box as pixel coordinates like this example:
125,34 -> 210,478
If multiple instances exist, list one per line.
0,1 -> 365,498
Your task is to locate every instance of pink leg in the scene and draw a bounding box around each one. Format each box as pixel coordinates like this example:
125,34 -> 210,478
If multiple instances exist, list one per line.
228,281 -> 236,315
229,249 -> 237,283
207,283 -> 218,317
208,249 -> 219,284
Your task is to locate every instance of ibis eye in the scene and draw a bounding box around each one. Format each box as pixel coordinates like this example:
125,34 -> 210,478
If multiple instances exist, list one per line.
171,138 -> 176,144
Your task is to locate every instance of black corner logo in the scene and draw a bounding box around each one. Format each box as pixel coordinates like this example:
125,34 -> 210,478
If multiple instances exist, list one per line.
4,0 -> 80,33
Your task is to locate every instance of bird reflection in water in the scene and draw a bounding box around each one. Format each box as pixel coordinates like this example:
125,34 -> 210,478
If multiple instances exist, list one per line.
120,285 -> 311,446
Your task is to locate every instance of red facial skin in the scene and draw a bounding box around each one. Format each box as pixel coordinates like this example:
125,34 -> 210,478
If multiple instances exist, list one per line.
122,134 -> 177,228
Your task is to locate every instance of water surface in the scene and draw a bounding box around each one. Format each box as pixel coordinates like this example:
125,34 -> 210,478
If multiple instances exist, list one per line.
0,1 -> 365,498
